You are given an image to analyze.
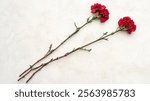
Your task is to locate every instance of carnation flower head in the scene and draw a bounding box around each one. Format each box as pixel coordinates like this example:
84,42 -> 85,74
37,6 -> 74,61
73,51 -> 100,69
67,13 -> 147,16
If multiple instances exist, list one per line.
91,3 -> 109,23
118,16 -> 136,34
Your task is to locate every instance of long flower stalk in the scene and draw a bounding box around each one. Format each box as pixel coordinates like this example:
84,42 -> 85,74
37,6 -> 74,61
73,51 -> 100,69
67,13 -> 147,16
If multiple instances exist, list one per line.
18,3 -> 110,78
19,27 -> 125,83
18,16 -> 98,78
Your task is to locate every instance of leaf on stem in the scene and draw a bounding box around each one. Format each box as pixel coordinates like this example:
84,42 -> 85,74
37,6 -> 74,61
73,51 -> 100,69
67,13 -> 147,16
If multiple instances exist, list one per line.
74,22 -> 78,29
49,44 -> 52,51
45,44 -> 53,55
103,38 -> 108,41
87,16 -> 91,22
80,48 -> 92,52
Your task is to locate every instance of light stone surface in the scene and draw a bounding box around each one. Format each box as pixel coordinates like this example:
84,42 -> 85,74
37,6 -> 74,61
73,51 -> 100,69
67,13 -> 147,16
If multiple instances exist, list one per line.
0,0 -> 150,83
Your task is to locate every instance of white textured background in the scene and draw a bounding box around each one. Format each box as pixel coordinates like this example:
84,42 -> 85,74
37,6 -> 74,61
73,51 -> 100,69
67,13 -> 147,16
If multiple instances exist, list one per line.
0,0 -> 150,84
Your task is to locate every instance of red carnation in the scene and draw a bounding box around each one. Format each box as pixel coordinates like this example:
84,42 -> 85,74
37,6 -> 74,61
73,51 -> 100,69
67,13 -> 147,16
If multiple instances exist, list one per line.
91,3 -> 109,23
118,16 -> 136,34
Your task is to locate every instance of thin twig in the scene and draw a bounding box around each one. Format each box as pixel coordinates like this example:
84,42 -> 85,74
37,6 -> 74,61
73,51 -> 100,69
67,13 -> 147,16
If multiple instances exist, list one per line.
17,64 -> 43,81
24,28 -> 124,83
19,16 -> 97,78
26,65 -> 44,83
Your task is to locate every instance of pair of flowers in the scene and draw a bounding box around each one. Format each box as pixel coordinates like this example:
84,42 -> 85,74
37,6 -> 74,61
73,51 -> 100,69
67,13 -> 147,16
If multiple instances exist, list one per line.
91,3 -> 136,34
18,3 -> 136,83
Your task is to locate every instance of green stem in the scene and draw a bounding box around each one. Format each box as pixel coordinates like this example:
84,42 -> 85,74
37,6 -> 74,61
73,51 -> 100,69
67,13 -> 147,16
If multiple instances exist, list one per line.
18,16 -> 97,80
25,28 -> 124,83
